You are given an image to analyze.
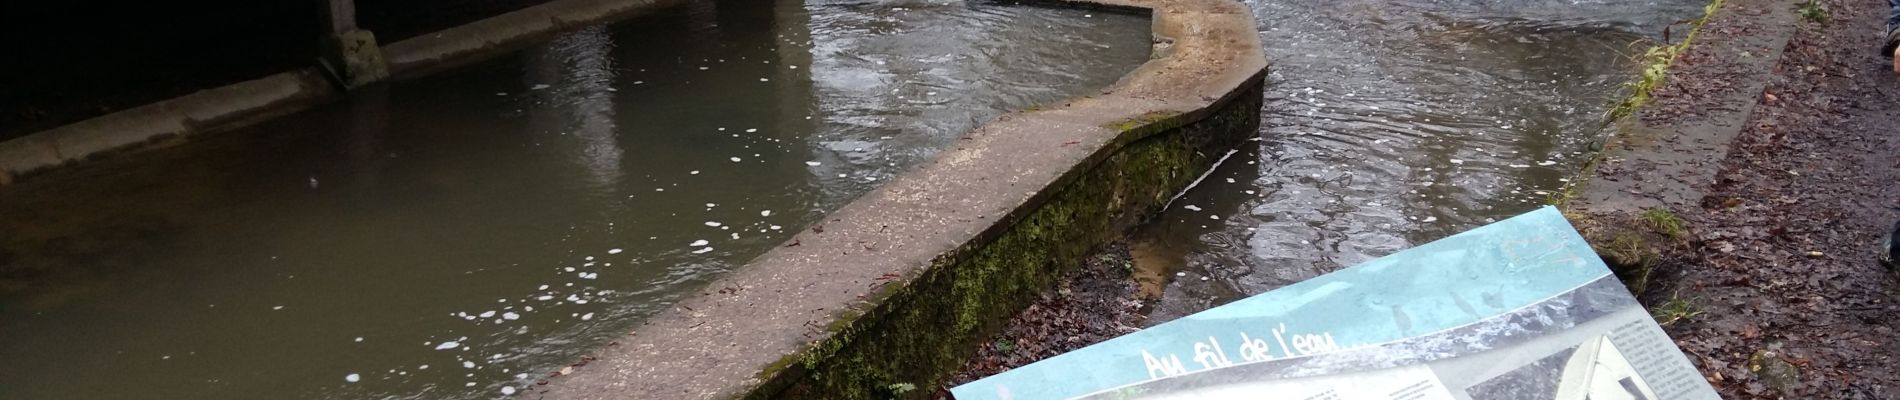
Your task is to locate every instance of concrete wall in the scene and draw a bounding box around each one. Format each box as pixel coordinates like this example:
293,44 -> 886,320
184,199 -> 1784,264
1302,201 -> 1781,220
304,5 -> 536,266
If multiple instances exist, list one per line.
538,0 -> 1269,397
0,0 -> 687,186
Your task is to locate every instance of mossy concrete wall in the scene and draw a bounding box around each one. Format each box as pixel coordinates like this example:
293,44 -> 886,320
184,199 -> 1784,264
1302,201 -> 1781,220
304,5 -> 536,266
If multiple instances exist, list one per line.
0,0 -> 685,186
761,83 -> 1261,399
539,0 -> 1268,397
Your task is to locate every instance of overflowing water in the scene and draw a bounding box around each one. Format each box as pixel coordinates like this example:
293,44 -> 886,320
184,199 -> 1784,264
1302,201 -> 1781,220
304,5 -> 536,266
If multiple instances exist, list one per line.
0,1 -> 1149,398
1139,0 -> 1708,321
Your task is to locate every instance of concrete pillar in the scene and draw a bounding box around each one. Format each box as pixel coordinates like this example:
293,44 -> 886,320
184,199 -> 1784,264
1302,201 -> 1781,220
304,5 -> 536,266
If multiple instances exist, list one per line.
319,0 -> 388,88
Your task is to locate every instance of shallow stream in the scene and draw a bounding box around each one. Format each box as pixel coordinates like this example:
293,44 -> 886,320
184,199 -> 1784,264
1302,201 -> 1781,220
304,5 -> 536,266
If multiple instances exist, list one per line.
1138,0 -> 1708,321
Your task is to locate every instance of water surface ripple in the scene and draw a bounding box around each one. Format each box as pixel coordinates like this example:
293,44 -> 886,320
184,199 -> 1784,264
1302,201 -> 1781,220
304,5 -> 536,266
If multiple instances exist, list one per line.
1140,0 -> 1706,321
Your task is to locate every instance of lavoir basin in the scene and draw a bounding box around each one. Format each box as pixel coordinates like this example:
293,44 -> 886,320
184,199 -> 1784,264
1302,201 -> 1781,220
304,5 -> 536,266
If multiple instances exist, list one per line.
0,1 -> 1150,398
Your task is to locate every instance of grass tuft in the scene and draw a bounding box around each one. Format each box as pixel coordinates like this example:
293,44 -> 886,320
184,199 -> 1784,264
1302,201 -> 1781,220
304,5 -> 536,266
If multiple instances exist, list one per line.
1652,294 -> 1703,326
1638,208 -> 1688,242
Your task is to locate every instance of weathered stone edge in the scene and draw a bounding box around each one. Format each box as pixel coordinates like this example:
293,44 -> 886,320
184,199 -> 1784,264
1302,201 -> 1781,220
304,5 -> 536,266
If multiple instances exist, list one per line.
1557,0 -> 1794,298
380,0 -> 688,79
537,0 -> 1266,397
1562,0 -> 1792,215
0,0 -> 686,186
0,70 -> 336,185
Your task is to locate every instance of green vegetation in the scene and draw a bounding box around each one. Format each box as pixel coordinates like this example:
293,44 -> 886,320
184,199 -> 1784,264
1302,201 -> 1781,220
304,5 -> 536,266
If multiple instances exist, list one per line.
1797,0 -> 1829,24
1608,0 -> 1725,121
1638,207 -> 1688,242
993,337 -> 1017,353
1652,294 -> 1703,326
884,383 -> 917,397
1095,253 -> 1133,274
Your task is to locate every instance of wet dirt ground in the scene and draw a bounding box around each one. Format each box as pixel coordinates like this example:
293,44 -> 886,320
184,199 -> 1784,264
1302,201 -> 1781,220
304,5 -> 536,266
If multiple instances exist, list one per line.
936,243 -> 1146,399
1633,0 -> 1900,397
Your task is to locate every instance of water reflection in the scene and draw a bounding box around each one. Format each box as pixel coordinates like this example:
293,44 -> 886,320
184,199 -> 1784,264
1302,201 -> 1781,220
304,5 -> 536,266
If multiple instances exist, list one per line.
0,2 -> 1148,399
1143,0 -> 1705,322
527,26 -> 625,190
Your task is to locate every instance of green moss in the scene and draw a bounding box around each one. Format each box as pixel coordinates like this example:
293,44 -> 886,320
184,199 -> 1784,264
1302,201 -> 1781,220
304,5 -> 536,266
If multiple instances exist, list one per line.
746,82 -> 1263,399
1103,111 -> 1183,134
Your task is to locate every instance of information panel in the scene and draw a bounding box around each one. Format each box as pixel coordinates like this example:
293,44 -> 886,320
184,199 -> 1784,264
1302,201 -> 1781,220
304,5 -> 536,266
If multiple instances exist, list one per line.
952,207 -> 1718,400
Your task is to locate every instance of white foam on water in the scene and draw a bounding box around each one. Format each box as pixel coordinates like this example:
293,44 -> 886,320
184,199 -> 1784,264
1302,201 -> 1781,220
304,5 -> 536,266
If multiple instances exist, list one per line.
705,221 -> 722,227
805,161 -> 822,166
729,157 -> 742,162
478,311 -> 496,318
531,84 -> 550,90
502,386 -> 517,395
435,342 -> 459,350
693,247 -> 714,254
581,313 -> 595,321
690,240 -> 710,246
760,210 -> 772,217
346,373 -> 361,383
502,312 -> 520,320
607,248 -> 623,254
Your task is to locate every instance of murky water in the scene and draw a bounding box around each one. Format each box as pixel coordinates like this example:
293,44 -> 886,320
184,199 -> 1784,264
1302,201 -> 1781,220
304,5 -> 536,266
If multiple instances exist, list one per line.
0,1 -> 1148,398
1139,0 -> 1706,320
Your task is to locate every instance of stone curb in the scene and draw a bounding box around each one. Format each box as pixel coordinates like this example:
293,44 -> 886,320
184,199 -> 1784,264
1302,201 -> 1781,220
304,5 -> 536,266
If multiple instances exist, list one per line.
1572,0 -> 1797,214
